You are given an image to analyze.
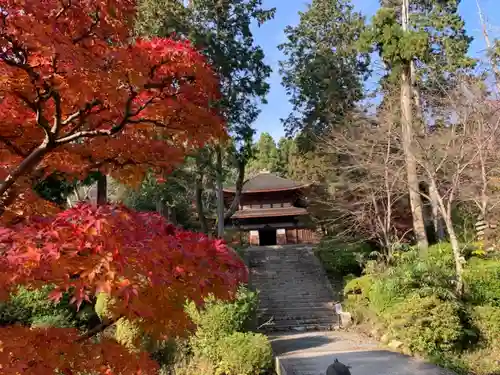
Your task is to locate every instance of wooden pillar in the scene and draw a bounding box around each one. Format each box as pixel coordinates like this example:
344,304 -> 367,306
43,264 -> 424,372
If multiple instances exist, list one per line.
249,230 -> 259,246
277,228 -> 286,245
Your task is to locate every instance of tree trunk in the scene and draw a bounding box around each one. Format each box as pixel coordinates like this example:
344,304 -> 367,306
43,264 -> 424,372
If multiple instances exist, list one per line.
476,0 -> 500,94
215,145 -> 225,238
401,0 -> 428,251
444,215 -> 465,297
401,64 -> 428,250
195,174 -> 209,234
96,174 -> 107,206
224,157 -> 245,221
430,184 -> 445,241
0,143 -> 49,216
411,60 -> 442,241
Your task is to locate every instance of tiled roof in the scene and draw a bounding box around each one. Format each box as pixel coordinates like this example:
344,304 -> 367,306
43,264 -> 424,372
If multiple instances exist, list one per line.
231,206 -> 308,219
224,172 -> 309,193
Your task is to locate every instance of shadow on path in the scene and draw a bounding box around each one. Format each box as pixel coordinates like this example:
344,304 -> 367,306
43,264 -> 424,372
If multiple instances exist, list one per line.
270,333 -> 338,355
280,350 -> 455,375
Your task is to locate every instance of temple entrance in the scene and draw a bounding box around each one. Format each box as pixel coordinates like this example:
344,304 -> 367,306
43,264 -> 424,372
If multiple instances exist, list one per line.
259,228 -> 277,246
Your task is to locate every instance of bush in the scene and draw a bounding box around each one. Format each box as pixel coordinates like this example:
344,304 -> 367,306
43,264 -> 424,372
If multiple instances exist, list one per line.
471,305 -> 500,349
185,286 -> 259,362
30,313 -> 75,328
171,357 -> 217,375
367,243 -> 458,315
343,275 -> 376,324
115,318 -> 143,351
465,258 -> 500,307
0,285 -> 97,329
153,338 -> 191,373
315,239 -> 373,278
215,332 -> 273,375
388,295 -> 466,355
344,274 -> 373,300
0,286 -> 66,324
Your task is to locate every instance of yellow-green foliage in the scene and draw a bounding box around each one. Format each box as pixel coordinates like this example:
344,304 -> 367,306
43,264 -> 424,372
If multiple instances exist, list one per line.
344,274 -> 373,299
215,332 -> 273,375
171,357 -> 217,375
471,305 -> 500,350
183,286 -> 270,375
388,295 -> 465,355
95,293 -> 145,352
115,318 -> 143,352
465,258 -> 500,307
94,292 -> 116,321
185,286 -> 258,362
315,239 -> 372,278
343,242 -> 500,374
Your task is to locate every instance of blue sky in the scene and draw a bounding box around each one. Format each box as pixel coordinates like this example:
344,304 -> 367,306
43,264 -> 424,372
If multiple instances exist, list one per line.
250,0 -> 499,141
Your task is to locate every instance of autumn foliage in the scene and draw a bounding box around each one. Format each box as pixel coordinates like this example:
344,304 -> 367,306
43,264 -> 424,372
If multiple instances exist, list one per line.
0,0 -> 225,223
0,204 -> 248,374
0,1 -> 248,374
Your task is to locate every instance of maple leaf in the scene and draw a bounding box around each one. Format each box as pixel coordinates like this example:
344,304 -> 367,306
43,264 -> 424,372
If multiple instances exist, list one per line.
0,203 -> 248,373
0,1 -> 236,372
0,325 -> 159,375
0,0 -> 225,225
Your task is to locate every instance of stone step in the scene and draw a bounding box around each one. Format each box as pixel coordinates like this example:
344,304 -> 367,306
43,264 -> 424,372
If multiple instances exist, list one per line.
260,322 -> 337,332
245,245 -> 336,333
259,305 -> 335,311
259,315 -> 336,323
260,314 -> 336,323
259,306 -> 336,314
258,298 -> 335,304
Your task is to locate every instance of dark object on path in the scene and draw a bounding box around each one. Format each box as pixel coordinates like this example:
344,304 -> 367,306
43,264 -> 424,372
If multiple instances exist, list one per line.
326,359 -> 352,375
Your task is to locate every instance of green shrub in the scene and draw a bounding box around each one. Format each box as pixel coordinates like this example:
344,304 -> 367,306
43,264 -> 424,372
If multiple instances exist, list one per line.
0,285 -> 96,329
31,313 -> 75,328
388,295 -> 466,355
315,239 -> 373,278
343,275 -> 375,324
471,305 -> 500,349
152,338 -> 191,371
185,286 -> 259,362
115,318 -> 143,351
215,332 -> 273,375
344,274 -> 373,300
170,356 -> 217,375
0,286 -> 62,324
465,258 -> 500,307
367,243 -> 457,315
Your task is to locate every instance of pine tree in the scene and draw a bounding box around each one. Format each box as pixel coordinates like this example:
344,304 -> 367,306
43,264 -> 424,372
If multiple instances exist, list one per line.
278,0 -> 370,143
136,0 -> 275,236
360,0 -> 475,251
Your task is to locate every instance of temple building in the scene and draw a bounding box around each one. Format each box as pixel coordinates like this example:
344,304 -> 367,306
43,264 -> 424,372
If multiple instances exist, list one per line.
224,172 -> 320,246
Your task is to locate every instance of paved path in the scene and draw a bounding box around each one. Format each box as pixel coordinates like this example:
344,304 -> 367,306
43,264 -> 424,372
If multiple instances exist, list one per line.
270,331 -> 455,375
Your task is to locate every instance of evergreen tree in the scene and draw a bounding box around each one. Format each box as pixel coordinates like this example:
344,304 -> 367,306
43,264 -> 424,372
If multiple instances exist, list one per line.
359,0 -> 475,251
278,0 -> 370,142
136,0 -> 275,235
376,0 -> 475,114
246,133 -> 280,177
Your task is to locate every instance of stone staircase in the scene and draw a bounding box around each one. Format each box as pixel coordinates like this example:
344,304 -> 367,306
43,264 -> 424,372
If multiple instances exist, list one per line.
245,245 -> 339,332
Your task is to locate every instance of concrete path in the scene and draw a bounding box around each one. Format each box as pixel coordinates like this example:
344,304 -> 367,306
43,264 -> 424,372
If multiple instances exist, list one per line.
270,331 -> 455,375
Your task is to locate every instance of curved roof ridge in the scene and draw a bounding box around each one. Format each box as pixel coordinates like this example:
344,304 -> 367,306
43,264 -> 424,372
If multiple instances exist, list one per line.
224,172 -> 310,193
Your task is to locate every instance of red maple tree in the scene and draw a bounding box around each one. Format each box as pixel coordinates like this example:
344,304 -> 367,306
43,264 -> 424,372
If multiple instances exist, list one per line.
0,1 -> 246,374
0,0 -> 225,223
0,204 -> 248,374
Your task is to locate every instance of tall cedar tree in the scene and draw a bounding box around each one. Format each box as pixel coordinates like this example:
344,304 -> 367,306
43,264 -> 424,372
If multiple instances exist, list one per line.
359,0 -> 474,253
246,132 -> 280,177
279,0 -> 370,143
136,0 -> 275,236
378,0 -> 475,116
